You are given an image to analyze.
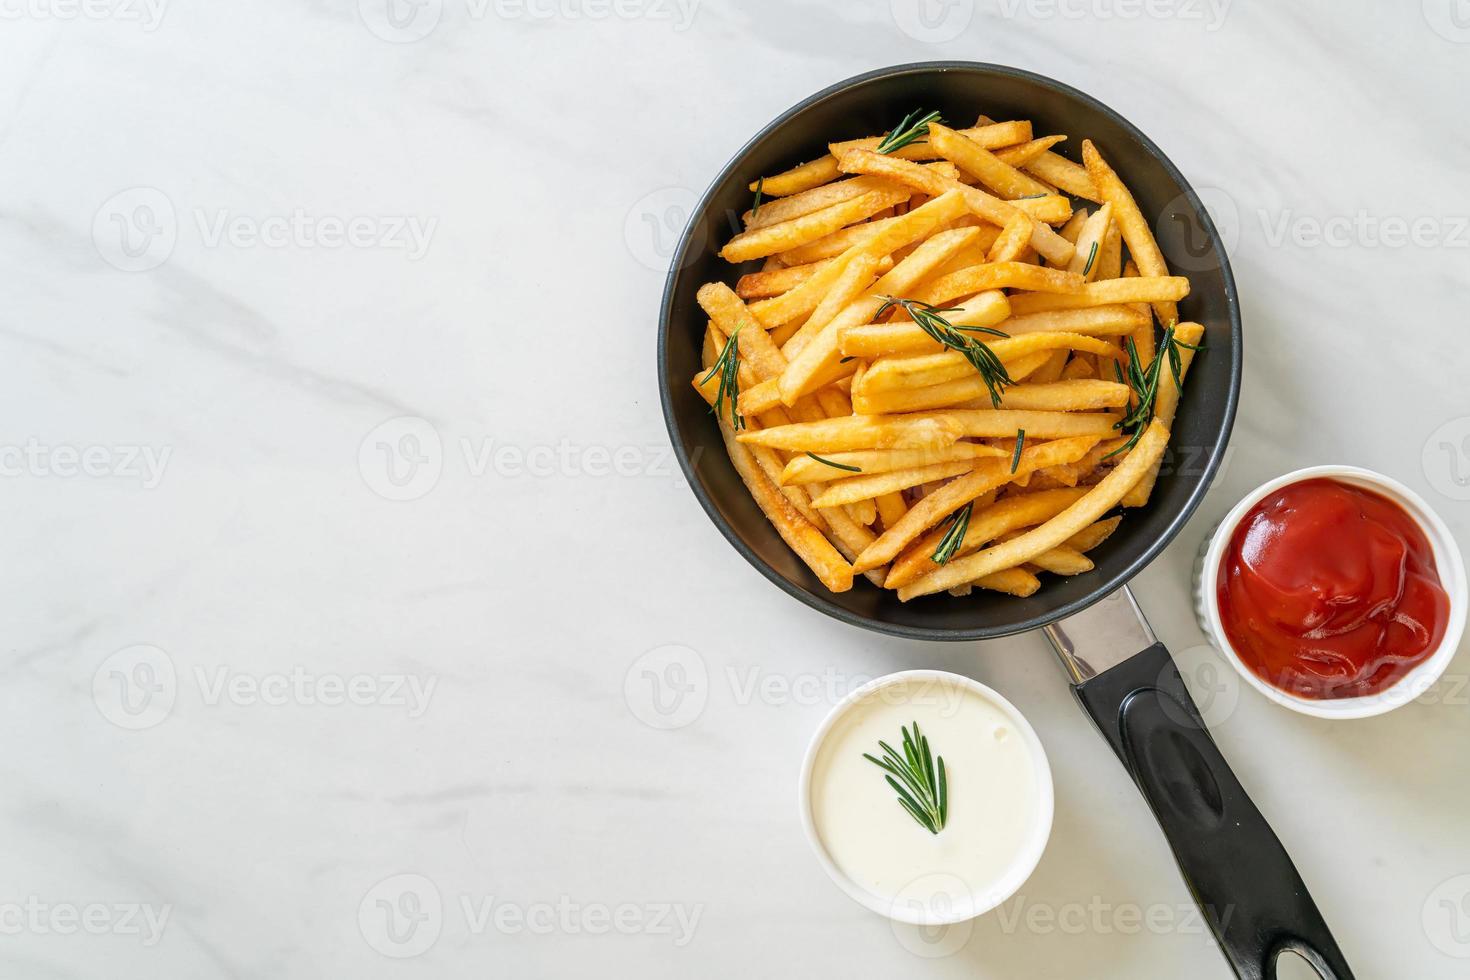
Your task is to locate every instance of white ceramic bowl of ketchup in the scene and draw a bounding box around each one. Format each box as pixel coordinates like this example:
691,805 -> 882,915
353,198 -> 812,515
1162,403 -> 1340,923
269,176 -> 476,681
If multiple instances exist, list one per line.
1194,465 -> 1468,720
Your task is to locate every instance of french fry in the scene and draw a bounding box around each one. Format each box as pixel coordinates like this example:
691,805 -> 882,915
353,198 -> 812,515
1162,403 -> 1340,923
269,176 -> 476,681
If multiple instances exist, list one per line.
816,501 -> 888,586
837,149 -> 1076,265
717,417 -> 854,592
999,304 -> 1152,337
737,414 -> 962,452
721,187 -> 910,263
1061,355 -> 1097,380
853,436 -> 1101,573
1066,203 -> 1113,282
1028,348 -> 1069,384
1065,515 -> 1123,552
828,120 -> 1032,162
986,212 -> 1036,263
1006,277 -> 1191,316
875,491 -> 908,529
1122,321 -> 1205,507
884,487 -> 1089,588
781,253 -> 884,358
918,262 -> 1086,305
744,174 -> 911,230
1082,140 -> 1177,325
750,156 -> 842,197
993,135 -> 1068,169
973,568 -> 1042,597
927,122 -> 1057,200
898,420 -> 1170,599
1023,545 -> 1093,576
1095,221 -> 1123,281
778,214 -> 976,404
781,443 -> 1006,485
861,335 -> 1123,393
917,409 -> 1121,439
811,460 -> 978,508
774,214 -> 904,265
1023,151 -> 1101,202
736,258 -> 831,299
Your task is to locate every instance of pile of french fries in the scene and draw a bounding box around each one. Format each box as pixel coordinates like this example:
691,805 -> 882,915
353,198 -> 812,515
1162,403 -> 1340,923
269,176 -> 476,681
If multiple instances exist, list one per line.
691,111 -> 1206,601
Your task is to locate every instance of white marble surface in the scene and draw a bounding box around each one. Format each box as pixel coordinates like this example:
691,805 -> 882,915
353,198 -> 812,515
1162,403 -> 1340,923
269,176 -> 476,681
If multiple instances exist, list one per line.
2,2 -> 1468,977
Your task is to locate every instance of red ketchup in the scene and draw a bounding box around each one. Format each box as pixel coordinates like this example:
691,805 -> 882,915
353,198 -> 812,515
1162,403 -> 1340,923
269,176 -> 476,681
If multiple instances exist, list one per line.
1216,478 -> 1450,700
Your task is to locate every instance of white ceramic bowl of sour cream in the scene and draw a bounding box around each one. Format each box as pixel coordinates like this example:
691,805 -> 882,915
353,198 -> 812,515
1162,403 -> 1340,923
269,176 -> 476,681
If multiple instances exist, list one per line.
798,670 -> 1054,925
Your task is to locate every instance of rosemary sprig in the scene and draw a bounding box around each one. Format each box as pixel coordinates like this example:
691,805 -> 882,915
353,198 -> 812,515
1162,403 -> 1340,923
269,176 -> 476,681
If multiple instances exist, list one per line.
876,296 -> 1013,406
875,109 -> 943,155
700,327 -> 744,432
806,452 -> 861,473
751,178 -> 764,219
1011,429 -> 1025,473
1105,323 -> 1203,458
863,722 -> 948,834
932,502 -> 973,565
1082,241 -> 1099,277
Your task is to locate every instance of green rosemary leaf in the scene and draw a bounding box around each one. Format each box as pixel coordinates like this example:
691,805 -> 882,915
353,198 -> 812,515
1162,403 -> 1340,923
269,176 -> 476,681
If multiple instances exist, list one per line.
805,452 -> 862,473
699,327 -> 744,432
1011,429 -> 1025,473
875,109 -> 942,155
931,503 -> 973,565
751,178 -> 764,219
1082,241 -> 1099,277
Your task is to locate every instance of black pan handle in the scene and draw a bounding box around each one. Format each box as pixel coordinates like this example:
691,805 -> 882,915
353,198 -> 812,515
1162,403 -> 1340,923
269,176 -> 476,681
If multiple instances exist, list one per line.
1073,641 -> 1354,980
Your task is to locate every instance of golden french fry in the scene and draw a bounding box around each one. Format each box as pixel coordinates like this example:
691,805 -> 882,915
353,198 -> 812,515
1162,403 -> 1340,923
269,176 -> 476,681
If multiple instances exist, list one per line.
875,491 -> 908,529
781,252 -> 883,358
927,122 -> 1056,200
839,291 -> 1010,358
860,334 -> 1123,394
1095,221 -> 1123,281
811,460 -> 977,508
697,282 -> 785,380
884,487 -> 1089,588
1023,151 -> 1101,202
917,409 -> 1121,439
837,149 -> 1075,265
1028,348 -> 1069,384
721,187 -> 909,263
781,443 -> 1006,485
751,156 -> 842,197
898,420 -> 1169,599
737,414 -> 962,452
778,215 -> 976,404
1066,203 -> 1113,281
817,502 -> 888,586
1122,321 -> 1205,507
1060,355 -> 1097,380
736,258 -> 831,299
828,120 -> 1032,162
918,262 -> 1086,306
972,568 -> 1041,597
853,435 -> 1101,573
743,174 -> 907,230
993,135 -> 1068,169
1065,515 -> 1122,552
987,212 -> 1036,262
1082,140 -> 1177,325
999,304 -> 1152,337
1025,545 -> 1094,576
1006,277 -> 1191,316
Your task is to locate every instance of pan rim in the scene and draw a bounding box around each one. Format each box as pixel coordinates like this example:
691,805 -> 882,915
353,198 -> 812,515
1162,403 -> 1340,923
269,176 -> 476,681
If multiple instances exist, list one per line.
656,61 -> 1242,641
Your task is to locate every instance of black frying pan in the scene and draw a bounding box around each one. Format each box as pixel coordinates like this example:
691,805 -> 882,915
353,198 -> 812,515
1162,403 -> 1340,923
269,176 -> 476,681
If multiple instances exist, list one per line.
657,63 -> 1350,980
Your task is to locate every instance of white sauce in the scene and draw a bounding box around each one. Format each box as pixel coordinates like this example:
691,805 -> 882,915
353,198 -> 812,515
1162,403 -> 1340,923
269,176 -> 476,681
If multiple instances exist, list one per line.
808,675 -> 1045,921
